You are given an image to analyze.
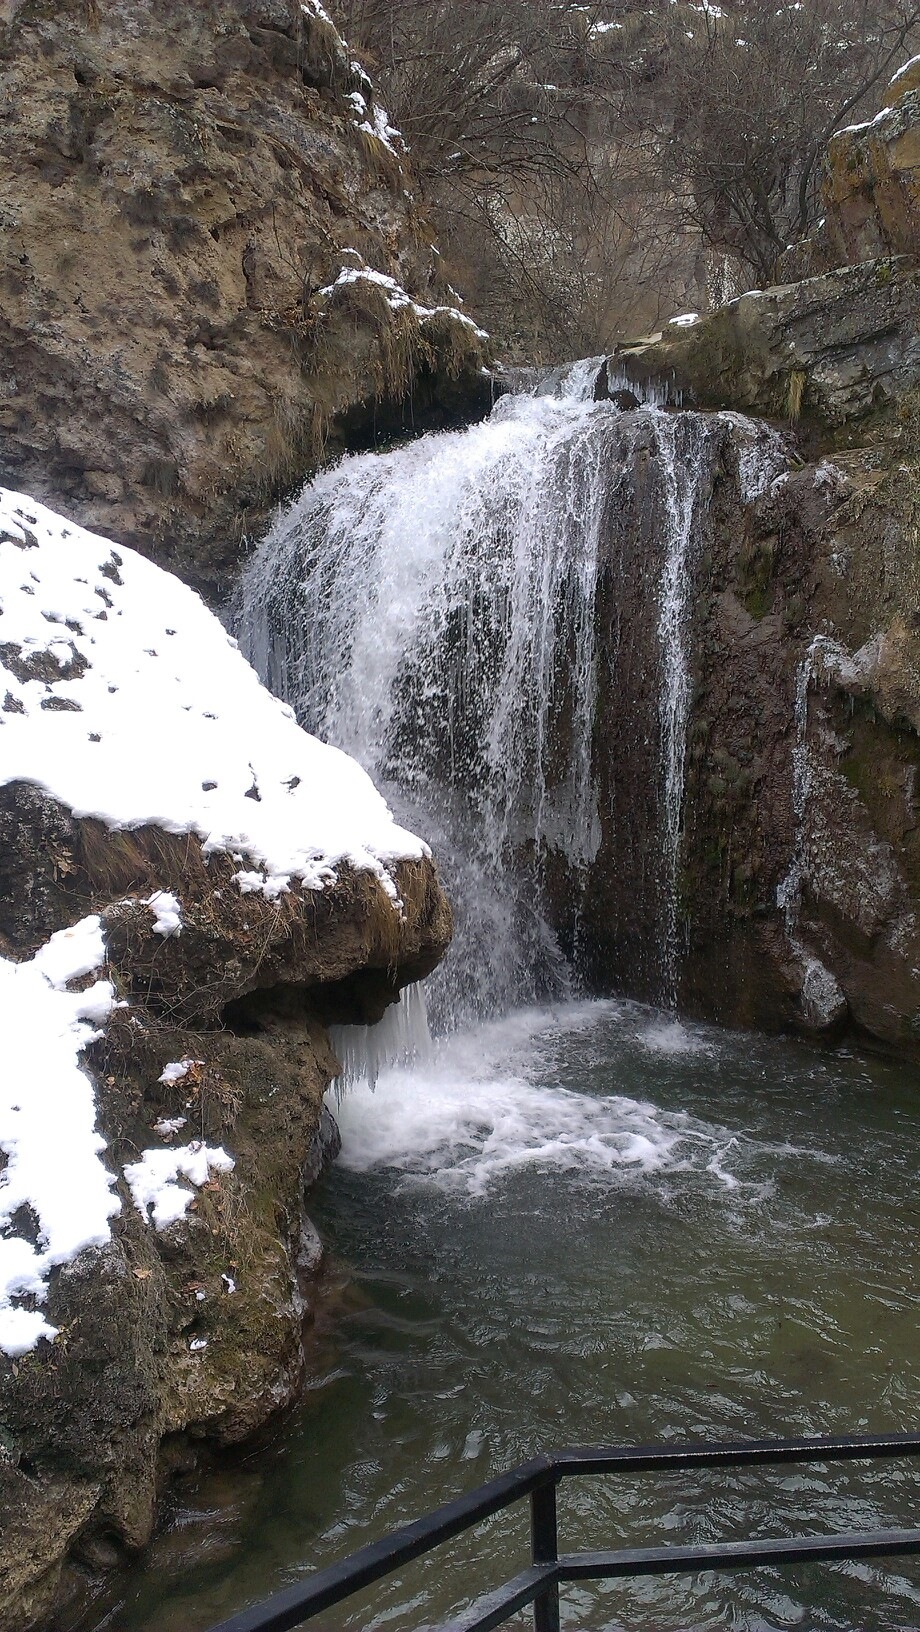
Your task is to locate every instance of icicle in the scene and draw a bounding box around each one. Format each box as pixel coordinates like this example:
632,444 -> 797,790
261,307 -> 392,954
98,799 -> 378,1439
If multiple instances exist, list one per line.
329,983 -> 432,1100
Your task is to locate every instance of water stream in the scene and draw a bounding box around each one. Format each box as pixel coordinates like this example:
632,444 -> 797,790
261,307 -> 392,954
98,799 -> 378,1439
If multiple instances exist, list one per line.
234,377 -> 782,1016
80,1003 -> 920,1632
75,372 -> 919,1630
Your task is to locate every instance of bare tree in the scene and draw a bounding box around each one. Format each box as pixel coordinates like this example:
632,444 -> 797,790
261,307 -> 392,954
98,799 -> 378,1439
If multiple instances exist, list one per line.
644,0 -> 920,284
336,0 -> 920,352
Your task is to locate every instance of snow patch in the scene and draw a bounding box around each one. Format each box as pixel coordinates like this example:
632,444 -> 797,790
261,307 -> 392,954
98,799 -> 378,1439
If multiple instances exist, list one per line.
124,1142 -> 235,1231
153,1116 -> 188,1137
0,915 -> 119,1357
146,890 -> 182,937
0,488 -> 427,902
888,52 -> 920,92
158,1059 -> 201,1086
319,266 -> 489,340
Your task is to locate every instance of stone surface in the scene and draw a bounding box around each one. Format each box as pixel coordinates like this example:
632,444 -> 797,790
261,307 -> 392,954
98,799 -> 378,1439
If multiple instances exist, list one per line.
603,259 -> 920,431
823,78 -> 920,269
538,402 -> 920,1058
582,65 -> 920,1052
0,787 -> 451,1630
677,414 -> 920,1052
0,0 -> 491,601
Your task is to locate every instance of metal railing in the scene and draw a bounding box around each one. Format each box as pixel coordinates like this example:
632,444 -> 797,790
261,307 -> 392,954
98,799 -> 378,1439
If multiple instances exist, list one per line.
207,1431 -> 920,1632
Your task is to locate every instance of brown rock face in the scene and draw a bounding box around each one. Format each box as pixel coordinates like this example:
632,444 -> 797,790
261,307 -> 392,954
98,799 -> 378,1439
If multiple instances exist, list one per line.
579,67 -> 920,1053
823,75 -> 920,269
530,403 -> 920,1058
604,259 -> 920,433
0,0 -> 490,600
677,415 -> 920,1053
0,784 -> 451,1630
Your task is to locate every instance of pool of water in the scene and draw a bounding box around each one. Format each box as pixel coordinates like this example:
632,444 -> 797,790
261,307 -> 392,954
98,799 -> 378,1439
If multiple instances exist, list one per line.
78,1001 -> 920,1631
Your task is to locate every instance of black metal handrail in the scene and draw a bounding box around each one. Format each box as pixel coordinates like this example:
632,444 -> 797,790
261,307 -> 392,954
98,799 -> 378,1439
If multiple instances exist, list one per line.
206,1431 -> 920,1632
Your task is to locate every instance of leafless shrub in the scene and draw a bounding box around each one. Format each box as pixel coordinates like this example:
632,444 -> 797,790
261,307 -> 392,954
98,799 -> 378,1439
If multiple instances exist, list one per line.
337,0 -> 920,355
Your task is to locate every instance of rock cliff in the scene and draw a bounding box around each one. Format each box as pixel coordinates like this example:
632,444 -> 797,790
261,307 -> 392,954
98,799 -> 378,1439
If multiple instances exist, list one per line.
0,0 -> 491,601
574,60 -> 920,1054
0,488 -> 451,1630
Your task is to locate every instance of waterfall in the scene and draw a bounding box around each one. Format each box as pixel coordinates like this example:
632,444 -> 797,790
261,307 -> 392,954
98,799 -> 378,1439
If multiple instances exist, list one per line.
654,415 -> 709,1005
329,982 -> 432,1099
235,376 -> 780,1028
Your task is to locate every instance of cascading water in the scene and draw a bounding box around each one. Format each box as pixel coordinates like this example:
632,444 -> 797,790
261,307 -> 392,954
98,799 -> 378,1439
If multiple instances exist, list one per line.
653,414 -> 710,1003
235,372 -> 781,1027
102,383 -> 920,1632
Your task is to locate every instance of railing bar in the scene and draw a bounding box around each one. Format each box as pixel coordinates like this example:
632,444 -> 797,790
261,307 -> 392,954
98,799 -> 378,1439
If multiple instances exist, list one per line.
559,1527 -> 920,1580
530,1482 -> 560,1632
205,1456 -> 556,1632
202,1435 -> 920,1632
553,1431 -> 920,1478
435,1564 -> 558,1632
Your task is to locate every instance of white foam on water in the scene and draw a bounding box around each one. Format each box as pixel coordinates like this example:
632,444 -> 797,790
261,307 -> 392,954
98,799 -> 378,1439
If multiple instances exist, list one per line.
330,1003 -> 742,1197
634,1017 -> 713,1056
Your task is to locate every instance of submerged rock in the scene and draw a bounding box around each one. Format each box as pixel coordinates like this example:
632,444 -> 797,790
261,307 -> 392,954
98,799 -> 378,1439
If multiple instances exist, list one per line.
0,490 -> 451,1630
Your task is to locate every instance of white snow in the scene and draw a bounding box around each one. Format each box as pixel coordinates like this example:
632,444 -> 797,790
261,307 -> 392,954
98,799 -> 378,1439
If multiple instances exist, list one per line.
30,915 -> 108,990
0,915 -> 120,1357
146,890 -> 182,937
888,52 -> 920,92
153,1116 -> 188,1137
355,97 -> 405,156
838,105 -> 893,137
318,266 -> 489,340
301,0 -> 333,25
668,312 -> 700,327
0,482 -> 440,1353
158,1059 -> 201,1086
124,1142 -> 235,1231
0,488 -> 428,902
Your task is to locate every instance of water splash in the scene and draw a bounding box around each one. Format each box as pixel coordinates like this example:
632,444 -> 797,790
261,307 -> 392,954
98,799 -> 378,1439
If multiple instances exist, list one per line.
331,1001 -> 744,1197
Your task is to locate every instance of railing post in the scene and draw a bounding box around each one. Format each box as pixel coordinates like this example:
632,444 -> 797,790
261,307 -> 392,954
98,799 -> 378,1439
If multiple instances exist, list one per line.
530,1478 -> 560,1632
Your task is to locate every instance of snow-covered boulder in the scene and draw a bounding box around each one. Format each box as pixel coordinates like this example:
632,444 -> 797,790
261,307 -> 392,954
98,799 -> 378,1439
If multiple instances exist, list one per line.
0,489 -> 451,1630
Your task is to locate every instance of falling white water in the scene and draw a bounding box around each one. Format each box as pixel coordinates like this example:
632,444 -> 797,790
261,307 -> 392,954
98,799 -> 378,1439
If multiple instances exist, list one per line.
655,415 -> 711,1006
237,386 -> 614,1027
776,635 -> 849,1027
331,1000 -> 746,1196
235,371 -> 786,1030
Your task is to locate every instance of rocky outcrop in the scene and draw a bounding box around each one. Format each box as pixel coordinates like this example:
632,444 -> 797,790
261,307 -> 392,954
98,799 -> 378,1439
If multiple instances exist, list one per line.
0,490 -> 451,1630
0,0 -> 491,600
678,408 -> 920,1052
603,258 -> 920,431
558,64 -> 920,1055
1,821 -> 446,1632
603,56 -> 920,438
818,57 -> 920,271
